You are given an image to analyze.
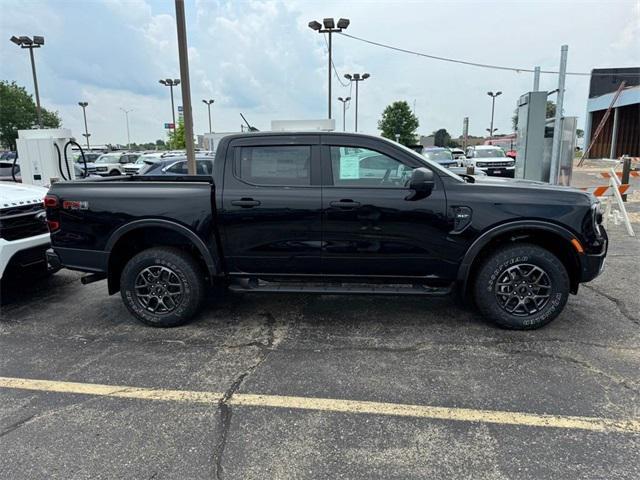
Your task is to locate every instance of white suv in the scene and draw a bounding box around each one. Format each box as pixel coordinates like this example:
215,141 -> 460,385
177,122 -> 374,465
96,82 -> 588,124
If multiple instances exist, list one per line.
0,182 -> 52,281
94,152 -> 140,176
123,152 -> 163,175
464,146 -> 515,177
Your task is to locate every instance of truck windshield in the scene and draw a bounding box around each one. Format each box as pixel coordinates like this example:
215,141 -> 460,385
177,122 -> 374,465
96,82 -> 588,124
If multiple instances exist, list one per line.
96,155 -> 119,163
475,149 -> 505,158
425,151 -> 453,161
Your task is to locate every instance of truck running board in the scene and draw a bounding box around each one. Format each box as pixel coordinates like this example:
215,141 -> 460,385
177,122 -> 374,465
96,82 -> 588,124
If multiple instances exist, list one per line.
229,279 -> 453,296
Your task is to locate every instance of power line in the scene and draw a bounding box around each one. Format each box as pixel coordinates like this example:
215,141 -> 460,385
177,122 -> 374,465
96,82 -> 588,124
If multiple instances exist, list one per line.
323,33 -> 350,87
338,32 -> 639,77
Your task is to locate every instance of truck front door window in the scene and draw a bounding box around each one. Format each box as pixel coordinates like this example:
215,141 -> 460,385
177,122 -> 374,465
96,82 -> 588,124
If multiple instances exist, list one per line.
330,147 -> 413,187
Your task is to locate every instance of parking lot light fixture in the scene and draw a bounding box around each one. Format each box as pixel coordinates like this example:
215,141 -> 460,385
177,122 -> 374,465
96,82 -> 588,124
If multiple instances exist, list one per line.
308,17 -> 350,120
487,91 -> 502,142
78,102 -> 90,149
202,99 -> 214,133
10,34 -> 45,128
344,72 -> 370,132
120,108 -> 133,149
159,78 -> 180,132
338,96 -> 350,131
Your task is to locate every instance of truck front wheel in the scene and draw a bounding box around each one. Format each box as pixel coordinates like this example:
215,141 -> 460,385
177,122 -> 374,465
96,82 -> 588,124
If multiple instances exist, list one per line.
120,247 -> 205,327
472,243 -> 570,330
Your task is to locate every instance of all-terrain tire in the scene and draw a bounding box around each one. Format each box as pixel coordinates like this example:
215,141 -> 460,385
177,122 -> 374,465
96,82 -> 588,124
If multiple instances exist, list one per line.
473,243 -> 570,330
120,247 -> 205,327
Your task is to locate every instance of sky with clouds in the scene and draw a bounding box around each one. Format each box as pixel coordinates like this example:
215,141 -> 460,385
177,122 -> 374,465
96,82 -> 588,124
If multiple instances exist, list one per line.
1,0 -> 638,145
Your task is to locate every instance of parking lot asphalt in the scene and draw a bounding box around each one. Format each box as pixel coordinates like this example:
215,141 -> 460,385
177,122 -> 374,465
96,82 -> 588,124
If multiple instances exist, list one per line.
1,222 -> 639,478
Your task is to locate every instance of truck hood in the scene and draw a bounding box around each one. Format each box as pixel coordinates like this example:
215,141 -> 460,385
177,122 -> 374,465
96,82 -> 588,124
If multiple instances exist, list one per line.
0,182 -> 48,208
470,175 -> 592,198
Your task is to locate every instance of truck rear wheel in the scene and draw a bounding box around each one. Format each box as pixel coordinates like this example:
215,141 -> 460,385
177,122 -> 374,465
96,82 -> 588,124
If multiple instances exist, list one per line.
120,247 -> 205,327
472,243 -> 569,330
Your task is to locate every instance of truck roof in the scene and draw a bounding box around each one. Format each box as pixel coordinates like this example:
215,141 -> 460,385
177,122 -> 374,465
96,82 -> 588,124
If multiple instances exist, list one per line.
220,131 -> 389,141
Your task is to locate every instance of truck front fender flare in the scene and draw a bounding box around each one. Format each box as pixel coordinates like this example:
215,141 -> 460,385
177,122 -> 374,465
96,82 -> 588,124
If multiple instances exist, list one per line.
105,219 -> 219,277
457,220 -> 579,295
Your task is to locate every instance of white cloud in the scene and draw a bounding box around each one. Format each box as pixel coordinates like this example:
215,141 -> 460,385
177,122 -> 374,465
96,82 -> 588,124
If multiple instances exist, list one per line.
1,0 -> 638,143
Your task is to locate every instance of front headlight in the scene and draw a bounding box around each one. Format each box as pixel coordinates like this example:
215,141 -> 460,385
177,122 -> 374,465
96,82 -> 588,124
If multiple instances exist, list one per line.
592,201 -> 603,235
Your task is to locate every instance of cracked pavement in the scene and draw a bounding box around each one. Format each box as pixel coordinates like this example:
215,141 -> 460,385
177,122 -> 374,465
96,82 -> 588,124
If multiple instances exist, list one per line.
0,221 -> 638,479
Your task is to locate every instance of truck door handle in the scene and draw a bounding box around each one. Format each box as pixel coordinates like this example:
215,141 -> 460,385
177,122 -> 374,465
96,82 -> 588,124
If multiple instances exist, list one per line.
231,198 -> 261,208
330,199 -> 361,209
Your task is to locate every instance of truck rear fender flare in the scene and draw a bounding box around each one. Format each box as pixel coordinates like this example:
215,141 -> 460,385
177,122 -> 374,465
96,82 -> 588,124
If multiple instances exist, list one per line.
457,220 -> 581,296
105,219 -> 219,278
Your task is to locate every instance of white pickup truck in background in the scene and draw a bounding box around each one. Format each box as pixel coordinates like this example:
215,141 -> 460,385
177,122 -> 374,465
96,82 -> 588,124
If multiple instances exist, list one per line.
0,182 -> 53,283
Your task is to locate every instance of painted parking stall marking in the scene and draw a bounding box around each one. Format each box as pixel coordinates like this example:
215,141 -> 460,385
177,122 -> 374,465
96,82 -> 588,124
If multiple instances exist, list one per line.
1,376 -> 639,434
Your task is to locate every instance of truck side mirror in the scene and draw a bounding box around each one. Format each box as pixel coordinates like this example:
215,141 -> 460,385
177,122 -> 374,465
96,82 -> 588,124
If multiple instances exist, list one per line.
406,167 -> 435,200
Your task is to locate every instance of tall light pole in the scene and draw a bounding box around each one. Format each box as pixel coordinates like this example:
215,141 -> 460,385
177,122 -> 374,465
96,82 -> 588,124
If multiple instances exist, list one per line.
486,91 -> 502,142
344,73 -> 370,132
120,108 -> 132,149
10,35 -> 45,128
159,78 -> 180,132
202,99 -> 214,133
308,17 -> 350,120
337,97 -> 350,131
174,0 -> 196,175
78,102 -> 90,149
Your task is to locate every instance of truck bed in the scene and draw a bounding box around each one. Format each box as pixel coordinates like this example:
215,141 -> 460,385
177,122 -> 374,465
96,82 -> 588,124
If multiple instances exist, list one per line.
46,176 -> 217,274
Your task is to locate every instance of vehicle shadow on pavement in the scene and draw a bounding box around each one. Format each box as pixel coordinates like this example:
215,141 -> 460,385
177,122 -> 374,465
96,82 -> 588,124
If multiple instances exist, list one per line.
1,270 -> 80,308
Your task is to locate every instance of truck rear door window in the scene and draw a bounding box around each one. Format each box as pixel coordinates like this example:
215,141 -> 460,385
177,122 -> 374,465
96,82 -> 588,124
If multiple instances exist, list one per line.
238,146 -> 311,186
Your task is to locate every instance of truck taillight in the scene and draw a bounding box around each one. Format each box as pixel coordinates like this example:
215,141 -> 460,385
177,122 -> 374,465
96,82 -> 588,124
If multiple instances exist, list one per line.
44,195 -> 59,208
47,220 -> 60,232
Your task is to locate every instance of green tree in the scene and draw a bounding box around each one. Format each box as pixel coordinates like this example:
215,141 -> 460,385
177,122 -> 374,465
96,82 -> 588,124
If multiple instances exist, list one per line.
512,100 -> 556,131
167,119 -> 185,149
378,101 -> 419,146
433,128 -> 451,147
0,80 -> 61,149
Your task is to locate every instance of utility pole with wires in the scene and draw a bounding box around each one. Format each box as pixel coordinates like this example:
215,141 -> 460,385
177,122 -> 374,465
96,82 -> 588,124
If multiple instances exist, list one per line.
308,17 -> 350,120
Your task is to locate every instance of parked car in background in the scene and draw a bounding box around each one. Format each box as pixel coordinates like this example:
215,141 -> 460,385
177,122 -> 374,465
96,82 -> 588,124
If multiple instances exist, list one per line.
0,161 -> 20,182
0,151 -> 17,162
449,148 -> 466,165
464,145 -> 515,177
485,135 -> 517,159
94,152 -> 140,176
422,147 -> 457,168
73,151 -> 100,176
123,152 -> 166,175
448,166 -> 487,177
0,182 -> 54,283
140,156 -> 214,176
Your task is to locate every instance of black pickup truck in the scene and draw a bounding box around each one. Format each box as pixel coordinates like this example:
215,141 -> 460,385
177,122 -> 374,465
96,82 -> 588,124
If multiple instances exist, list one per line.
45,132 -> 607,329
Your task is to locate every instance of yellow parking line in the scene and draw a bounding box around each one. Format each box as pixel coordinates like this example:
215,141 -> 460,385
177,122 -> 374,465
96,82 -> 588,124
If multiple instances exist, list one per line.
0,376 -> 222,404
1,376 -> 639,434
